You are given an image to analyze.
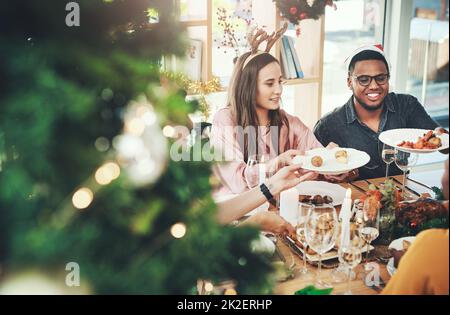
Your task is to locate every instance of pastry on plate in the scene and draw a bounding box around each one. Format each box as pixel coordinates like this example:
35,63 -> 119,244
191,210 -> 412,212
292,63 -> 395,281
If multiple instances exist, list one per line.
335,150 -> 348,164
311,156 -> 323,167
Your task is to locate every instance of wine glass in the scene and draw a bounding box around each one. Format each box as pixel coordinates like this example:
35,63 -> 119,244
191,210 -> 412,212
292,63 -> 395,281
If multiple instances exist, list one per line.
304,204 -> 339,288
244,154 -> 270,212
394,149 -> 418,199
381,143 -> 395,180
244,154 -> 268,188
338,234 -> 362,295
360,198 -> 380,266
296,202 -> 314,276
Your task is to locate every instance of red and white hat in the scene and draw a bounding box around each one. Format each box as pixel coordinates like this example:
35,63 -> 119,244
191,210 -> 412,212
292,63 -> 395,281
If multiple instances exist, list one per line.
345,44 -> 391,71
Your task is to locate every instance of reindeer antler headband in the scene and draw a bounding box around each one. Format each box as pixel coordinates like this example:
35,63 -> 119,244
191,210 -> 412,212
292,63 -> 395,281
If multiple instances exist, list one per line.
242,22 -> 288,69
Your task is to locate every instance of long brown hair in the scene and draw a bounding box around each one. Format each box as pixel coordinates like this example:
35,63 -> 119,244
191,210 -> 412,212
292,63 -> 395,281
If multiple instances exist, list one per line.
228,52 -> 290,162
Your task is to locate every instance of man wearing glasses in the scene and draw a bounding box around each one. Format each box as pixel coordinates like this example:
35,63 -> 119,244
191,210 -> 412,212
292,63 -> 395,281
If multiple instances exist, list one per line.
313,44 -> 446,180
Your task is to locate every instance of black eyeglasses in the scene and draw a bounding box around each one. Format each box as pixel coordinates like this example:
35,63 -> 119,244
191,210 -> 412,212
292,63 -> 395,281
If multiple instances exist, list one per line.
352,74 -> 390,87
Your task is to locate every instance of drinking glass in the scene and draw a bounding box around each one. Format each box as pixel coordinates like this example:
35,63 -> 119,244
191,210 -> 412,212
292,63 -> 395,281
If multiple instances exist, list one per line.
244,154 -> 269,188
304,204 -> 339,288
244,154 -> 270,212
394,149 -> 418,199
381,143 -> 395,180
296,203 -> 314,276
338,236 -> 362,295
361,198 -> 380,266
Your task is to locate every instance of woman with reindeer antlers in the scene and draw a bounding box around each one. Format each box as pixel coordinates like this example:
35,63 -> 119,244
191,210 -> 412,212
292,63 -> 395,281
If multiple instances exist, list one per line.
210,23 -> 356,199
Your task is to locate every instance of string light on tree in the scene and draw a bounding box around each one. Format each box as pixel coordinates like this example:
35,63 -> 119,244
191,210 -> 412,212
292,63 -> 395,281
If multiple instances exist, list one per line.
162,125 -> 176,138
204,281 -> 214,293
170,223 -> 187,239
95,162 -> 121,185
72,188 -> 94,210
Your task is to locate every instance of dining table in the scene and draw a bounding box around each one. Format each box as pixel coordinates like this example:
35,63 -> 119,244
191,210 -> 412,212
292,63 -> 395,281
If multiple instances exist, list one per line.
272,174 -> 439,295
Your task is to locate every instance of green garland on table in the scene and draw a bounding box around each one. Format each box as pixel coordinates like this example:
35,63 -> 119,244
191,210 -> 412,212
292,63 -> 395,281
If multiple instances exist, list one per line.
273,0 -> 339,24
0,0 -> 273,294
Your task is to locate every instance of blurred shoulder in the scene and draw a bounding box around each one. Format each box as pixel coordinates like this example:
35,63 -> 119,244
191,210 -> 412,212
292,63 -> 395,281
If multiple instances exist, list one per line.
414,229 -> 449,246
212,106 -> 235,125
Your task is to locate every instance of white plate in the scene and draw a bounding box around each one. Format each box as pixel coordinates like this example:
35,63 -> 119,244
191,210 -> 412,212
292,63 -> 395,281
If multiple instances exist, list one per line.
295,181 -> 347,206
295,148 -> 370,175
379,129 -> 449,154
387,236 -> 416,276
286,236 -> 374,262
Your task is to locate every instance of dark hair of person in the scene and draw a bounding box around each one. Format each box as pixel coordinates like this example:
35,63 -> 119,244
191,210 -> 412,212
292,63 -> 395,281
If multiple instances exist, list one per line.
348,50 -> 390,75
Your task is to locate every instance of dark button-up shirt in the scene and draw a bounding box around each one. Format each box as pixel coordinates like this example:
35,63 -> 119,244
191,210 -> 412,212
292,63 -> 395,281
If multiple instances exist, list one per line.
313,93 -> 440,180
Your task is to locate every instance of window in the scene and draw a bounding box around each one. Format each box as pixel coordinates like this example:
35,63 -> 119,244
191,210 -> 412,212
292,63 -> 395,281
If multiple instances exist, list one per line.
406,0 -> 449,128
321,0 -> 386,116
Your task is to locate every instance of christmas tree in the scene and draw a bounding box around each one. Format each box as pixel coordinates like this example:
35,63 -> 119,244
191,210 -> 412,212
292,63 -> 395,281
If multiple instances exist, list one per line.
0,0 -> 272,294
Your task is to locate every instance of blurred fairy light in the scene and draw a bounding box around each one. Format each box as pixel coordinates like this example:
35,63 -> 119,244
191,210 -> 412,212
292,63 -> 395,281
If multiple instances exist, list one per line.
204,282 -> 214,293
162,125 -> 176,138
72,188 -> 94,209
136,105 -> 149,117
170,223 -> 187,239
101,88 -> 114,102
142,112 -> 157,126
104,162 -> 120,180
95,162 -> 121,185
95,137 -> 110,152
95,167 -> 111,185
126,117 -> 145,136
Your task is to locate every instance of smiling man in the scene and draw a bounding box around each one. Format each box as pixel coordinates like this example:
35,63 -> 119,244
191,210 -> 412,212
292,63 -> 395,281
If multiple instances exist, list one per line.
313,45 -> 446,180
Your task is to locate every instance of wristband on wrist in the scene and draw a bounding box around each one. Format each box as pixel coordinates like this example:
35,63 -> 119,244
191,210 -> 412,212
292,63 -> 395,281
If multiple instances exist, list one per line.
260,183 -> 274,201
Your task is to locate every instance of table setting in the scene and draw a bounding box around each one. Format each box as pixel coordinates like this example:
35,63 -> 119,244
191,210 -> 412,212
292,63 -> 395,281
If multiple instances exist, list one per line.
270,130 -> 448,294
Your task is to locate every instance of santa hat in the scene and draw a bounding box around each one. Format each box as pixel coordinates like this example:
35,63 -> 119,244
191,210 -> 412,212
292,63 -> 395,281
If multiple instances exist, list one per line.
345,44 -> 391,72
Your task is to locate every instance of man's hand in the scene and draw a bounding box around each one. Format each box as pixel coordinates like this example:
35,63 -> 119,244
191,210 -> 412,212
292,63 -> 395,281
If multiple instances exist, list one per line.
323,169 -> 359,183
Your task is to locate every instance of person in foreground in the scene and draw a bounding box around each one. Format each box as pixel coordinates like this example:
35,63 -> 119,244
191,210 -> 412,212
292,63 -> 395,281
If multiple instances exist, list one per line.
382,159 -> 449,295
314,44 -> 447,180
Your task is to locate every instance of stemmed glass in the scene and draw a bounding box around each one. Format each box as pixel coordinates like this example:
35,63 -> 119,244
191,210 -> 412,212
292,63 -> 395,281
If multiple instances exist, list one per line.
244,154 -> 270,212
296,203 -> 314,276
338,232 -> 362,295
360,198 -> 380,266
381,143 -> 395,180
244,154 -> 268,188
304,204 -> 339,288
394,149 -> 418,199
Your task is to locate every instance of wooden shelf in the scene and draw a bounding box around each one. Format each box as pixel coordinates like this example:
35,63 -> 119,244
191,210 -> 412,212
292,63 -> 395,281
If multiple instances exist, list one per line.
284,77 -> 321,85
180,20 -> 208,27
